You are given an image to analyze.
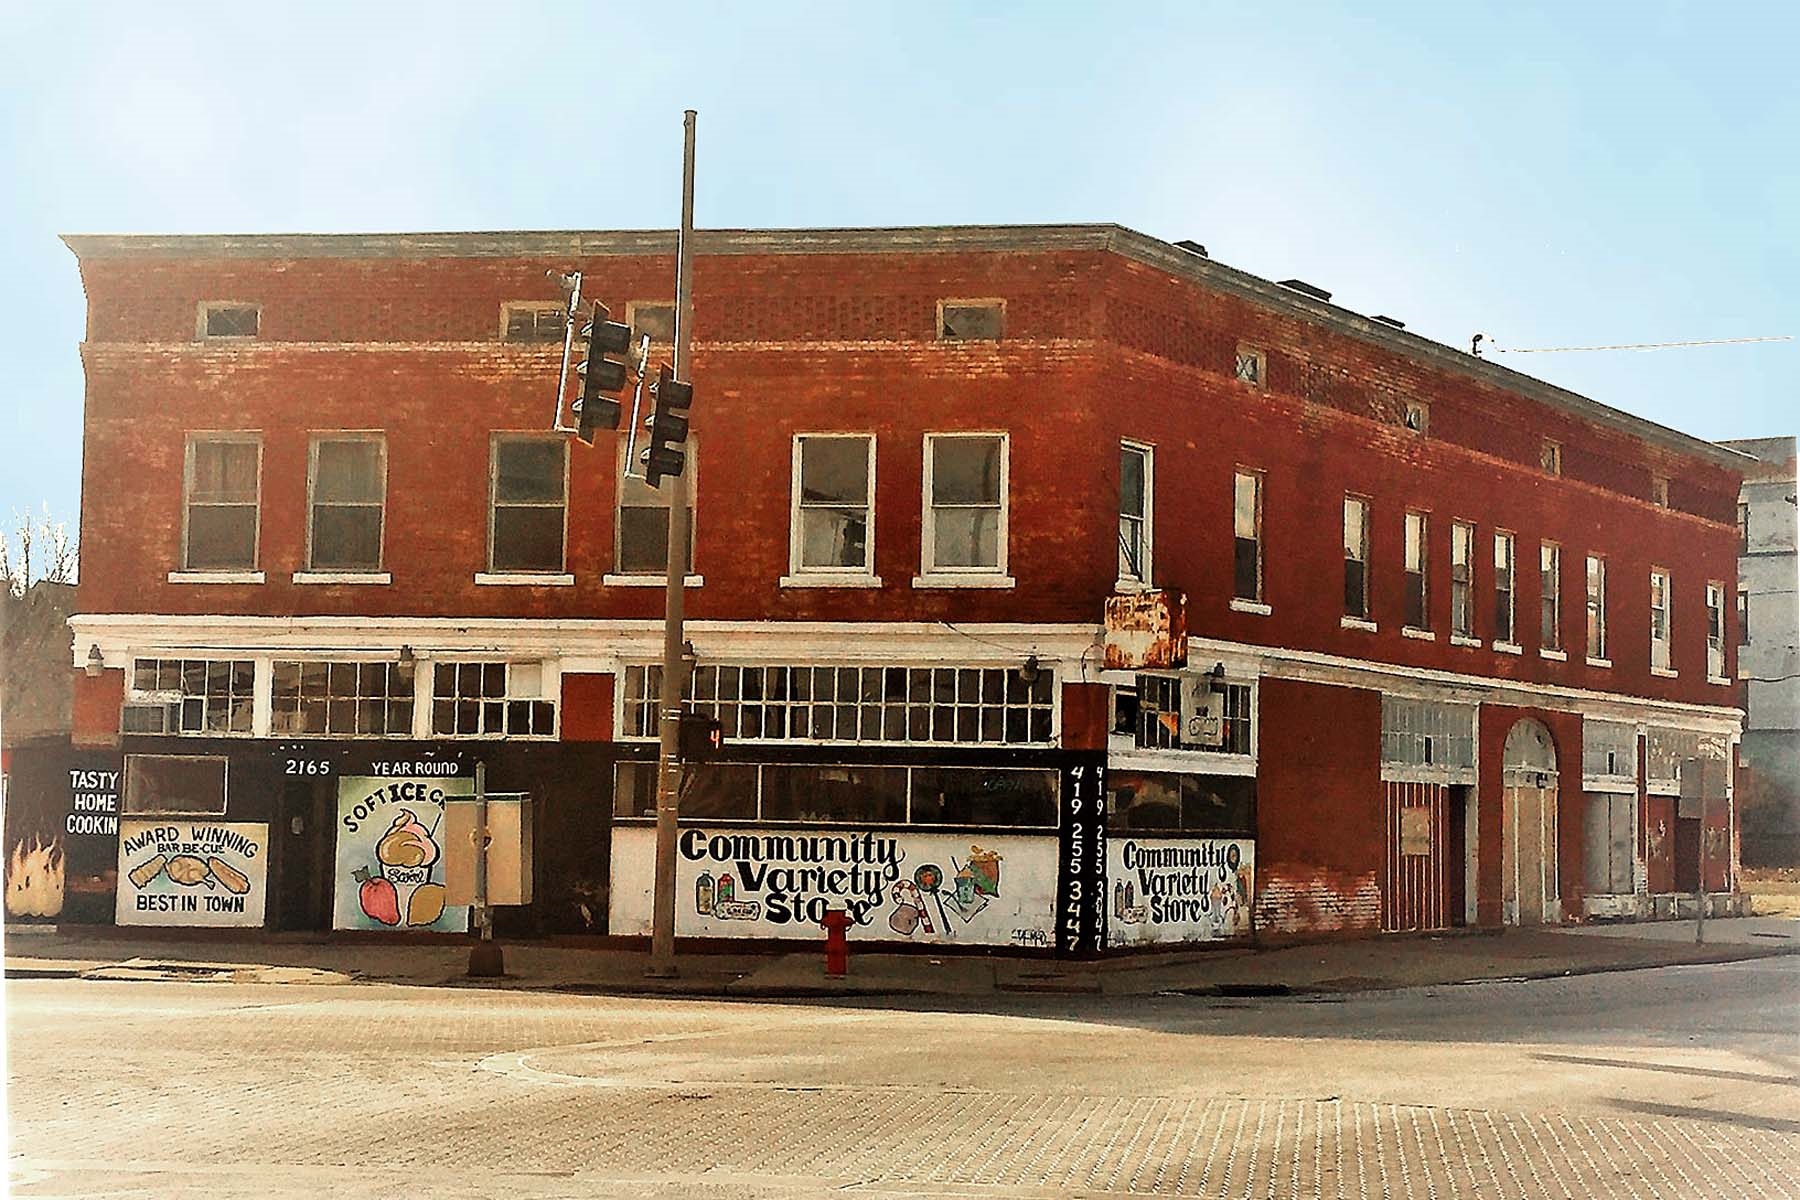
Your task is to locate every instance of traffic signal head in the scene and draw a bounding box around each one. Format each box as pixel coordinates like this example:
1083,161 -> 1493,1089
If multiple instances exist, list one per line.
574,302 -> 633,444
640,363 -> 695,487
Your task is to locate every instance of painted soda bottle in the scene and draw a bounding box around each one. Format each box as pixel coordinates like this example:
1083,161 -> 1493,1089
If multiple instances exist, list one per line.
718,874 -> 735,904
696,873 -> 715,915
1113,880 -> 1124,918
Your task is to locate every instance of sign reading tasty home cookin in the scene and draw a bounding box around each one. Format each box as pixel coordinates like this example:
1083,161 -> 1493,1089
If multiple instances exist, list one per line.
610,827 -> 1057,947
1106,837 -> 1254,946
332,776 -> 472,932
115,820 -> 267,927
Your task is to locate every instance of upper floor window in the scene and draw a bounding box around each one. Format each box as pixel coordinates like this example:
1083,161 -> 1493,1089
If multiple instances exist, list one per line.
1586,554 -> 1608,661
1403,511 -> 1429,631
489,436 -> 567,574
1234,345 -> 1266,387
1119,442 -> 1153,585
1232,470 -> 1263,604
1738,588 -> 1750,647
923,433 -> 1007,576
937,299 -> 1004,341
272,660 -> 414,737
791,434 -> 875,577
1494,531 -> 1517,646
1344,495 -> 1371,620
501,302 -> 568,343
1650,568 -> 1673,671
1738,502 -> 1750,552
1402,399 -> 1430,435
198,302 -> 258,340
308,436 -> 386,572
127,658 -> 255,736
1540,438 -> 1563,476
1540,542 -> 1562,652
627,301 -> 676,345
1706,582 -> 1728,681
1450,521 -> 1475,639
618,439 -> 695,575
432,661 -> 556,737
1651,475 -> 1670,508
183,435 -> 261,571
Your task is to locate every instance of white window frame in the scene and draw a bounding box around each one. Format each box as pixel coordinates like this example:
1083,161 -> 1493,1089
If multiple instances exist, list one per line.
304,432 -> 387,576
1586,554 -> 1608,665
1705,580 -> 1728,682
1493,530 -> 1519,651
1403,510 -> 1430,635
1343,494 -> 1372,625
1650,567 -> 1674,674
429,659 -> 559,739
181,432 -> 263,575
1539,541 -> 1563,656
1450,520 -> 1475,642
1230,468 -> 1265,611
1118,440 -> 1154,588
485,433 -> 570,578
785,433 -> 878,586
918,432 -> 1011,585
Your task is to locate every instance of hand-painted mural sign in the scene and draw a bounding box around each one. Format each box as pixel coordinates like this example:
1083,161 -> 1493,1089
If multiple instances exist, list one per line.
1056,759 -> 1109,956
609,826 -> 1057,946
1106,837 -> 1254,946
5,749 -> 123,923
115,819 -> 268,927
332,776 -> 471,932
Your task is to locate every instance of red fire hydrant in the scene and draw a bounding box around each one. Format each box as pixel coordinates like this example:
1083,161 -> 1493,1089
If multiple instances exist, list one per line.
821,908 -> 853,977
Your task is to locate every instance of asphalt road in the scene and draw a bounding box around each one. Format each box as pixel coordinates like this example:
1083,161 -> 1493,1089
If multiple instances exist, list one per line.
7,956 -> 1798,1198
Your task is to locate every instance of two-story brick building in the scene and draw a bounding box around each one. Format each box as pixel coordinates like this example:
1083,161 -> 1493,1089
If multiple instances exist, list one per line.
54,224 -> 1745,952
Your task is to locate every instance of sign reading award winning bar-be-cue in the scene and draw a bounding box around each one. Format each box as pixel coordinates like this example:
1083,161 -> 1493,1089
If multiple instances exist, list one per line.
115,819 -> 268,927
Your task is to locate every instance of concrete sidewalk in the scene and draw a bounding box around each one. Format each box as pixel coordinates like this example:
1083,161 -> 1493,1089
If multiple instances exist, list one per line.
6,917 -> 1796,1000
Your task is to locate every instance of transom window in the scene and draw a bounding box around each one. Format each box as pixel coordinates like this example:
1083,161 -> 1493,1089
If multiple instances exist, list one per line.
272,660 -> 414,737
431,661 -> 556,737
1107,772 -> 1256,836
621,663 -> 1055,746
128,658 -> 255,735
308,436 -> 385,572
1128,675 -> 1254,755
1381,696 -> 1476,774
618,438 -> 695,574
923,434 -> 1007,574
937,299 -> 1004,341
184,436 -> 260,571
792,435 -> 874,575
490,437 -> 567,573
1582,718 -> 1636,780
614,761 -> 1058,828
1119,442 -> 1152,584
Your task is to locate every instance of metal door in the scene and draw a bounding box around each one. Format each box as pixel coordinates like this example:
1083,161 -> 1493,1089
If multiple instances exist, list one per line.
1382,780 -> 1450,931
274,777 -> 332,931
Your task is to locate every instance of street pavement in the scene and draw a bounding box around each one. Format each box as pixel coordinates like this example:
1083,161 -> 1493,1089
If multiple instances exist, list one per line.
7,954 -> 1798,1198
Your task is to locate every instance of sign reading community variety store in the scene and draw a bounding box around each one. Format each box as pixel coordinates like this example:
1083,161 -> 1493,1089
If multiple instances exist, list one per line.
115,820 -> 267,927
1106,836 -> 1254,946
610,826 -> 1056,946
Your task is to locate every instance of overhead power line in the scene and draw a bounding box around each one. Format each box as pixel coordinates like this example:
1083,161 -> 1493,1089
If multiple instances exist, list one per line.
1472,333 -> 1792,356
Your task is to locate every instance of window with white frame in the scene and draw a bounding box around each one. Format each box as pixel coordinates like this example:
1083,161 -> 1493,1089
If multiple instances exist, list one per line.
1494,531 -> 1517,645
1450,521 -> 1475,638
1706,581 -> 1727,679
489,436 -> 567,573
1127,675 -> 1255,756
271,660 -> 415,737
923,434 -> 1007,574
308,436 -> 385,572
431,661 -> 556,737
127,658 -> 256,735
1344,495 -> 1370,619
1540,438 -> 1563,475
1540,542 -> 1562,651
1233,470 -> 1263,603
622,663 -> 1055,745
617,438 -> 694,574
1234,345 -> 1265,387
1404,511 -> 1429,630
1380,696 -> 1477,774
1650,567 -> 1672,670
1118,441 -> 1152,585
1582,718 -> 1637,781
184,435 -> 261,571
500,302 -> 567,343
1586,555 -> 1607,660
791,435 -> 874,575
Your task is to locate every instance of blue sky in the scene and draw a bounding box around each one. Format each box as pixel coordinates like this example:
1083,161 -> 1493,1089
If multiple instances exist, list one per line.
2,1 -> 1794,534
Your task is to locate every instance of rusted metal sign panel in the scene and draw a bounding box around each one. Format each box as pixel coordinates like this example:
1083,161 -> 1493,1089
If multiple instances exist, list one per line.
1103,589 -> 1188,671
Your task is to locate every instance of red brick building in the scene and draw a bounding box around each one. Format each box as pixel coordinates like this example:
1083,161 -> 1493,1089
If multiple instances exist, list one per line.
55,225 -> 1745,950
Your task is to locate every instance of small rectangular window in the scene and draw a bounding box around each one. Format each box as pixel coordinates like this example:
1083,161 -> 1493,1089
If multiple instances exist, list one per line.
1738,502 -> 1750,551
1706,581 -> 1727,679
617,438 -> 695,574
308,436 -> 385,571
1494,531 -> 1517,645
1540,542 -> 1562,651
489,437 -> 567,573
199,303 -> 259,339
1403,399 -> 1429,435
1450,521 -> 1475,638
1404,511 -> 1429,630
1233,470 -> 1263,602
123,754 -> 229,815
1541,438 -> 1563,475
1119,442 -> 1152,584
501,303 -> 568,343
938,300 -> 1004,341
1586,555 -> 1607,660
1651,475 -> 1670,508
1738,588 -> 1750,647
924,434 -> 1007,574
1234,345 -> 1265,387
184,436 -> 261,571
1344,495 -> 1370,619
1650,568 -> 1672,670
628,301 -> 677,344
792,435 -> 875,574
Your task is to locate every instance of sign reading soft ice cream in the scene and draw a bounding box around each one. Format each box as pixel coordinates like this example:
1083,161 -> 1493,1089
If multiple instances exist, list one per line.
116,820 -> 267,927
610,826 -> 1057,946
333,776 -> 471,932
1106,837 -> 1254,946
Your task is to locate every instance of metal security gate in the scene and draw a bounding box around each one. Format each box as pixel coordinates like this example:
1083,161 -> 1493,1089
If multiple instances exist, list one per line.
1382,780 -> 1450,932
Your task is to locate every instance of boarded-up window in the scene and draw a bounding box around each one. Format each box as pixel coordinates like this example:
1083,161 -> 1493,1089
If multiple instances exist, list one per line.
938,300 -> 1004,341
184,437 -> 260,570
200,303 -> 258,339
124,754 -> 228,815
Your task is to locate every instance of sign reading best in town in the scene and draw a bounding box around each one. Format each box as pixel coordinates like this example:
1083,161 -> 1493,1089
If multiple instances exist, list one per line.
115,820 -> 267,927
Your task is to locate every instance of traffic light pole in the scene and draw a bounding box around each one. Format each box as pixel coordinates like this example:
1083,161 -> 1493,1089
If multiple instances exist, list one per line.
647,109 -> 697,978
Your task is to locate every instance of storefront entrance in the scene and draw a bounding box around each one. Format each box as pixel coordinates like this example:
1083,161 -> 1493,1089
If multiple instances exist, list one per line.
1381,781 -> 1466,932
1501,720 -> 1560,925
274,777 -> 332,931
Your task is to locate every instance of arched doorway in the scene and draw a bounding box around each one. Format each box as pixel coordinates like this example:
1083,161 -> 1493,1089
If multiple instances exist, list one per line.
1502,719 -> 1560,925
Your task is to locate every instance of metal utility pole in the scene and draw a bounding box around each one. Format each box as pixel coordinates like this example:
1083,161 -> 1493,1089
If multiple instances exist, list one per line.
467,759 -> 503,977
647,110 -> 697,978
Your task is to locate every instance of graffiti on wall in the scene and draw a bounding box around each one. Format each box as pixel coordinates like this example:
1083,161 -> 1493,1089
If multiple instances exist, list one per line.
332,776 -> 472,931
1106,837 -> 1254,946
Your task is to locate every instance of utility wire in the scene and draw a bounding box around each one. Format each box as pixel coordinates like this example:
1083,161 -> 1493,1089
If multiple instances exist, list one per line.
1487,334 -> 1792,355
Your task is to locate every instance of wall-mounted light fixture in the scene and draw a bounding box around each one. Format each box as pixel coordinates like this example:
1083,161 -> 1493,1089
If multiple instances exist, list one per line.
1019,655 -> 1041,686
84,644 -> 105,678
399,645 -> 415,665
1206,661 -> 1227,693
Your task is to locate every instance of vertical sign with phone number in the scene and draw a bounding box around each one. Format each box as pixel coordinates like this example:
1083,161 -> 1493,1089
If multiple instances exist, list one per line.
1056,757 -> 1108,957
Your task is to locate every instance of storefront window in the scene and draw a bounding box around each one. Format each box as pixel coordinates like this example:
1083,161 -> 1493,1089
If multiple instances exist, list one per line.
909,767 -> 1058,828
761,765 -> 908,824
1107,772 -> 1255,836
1131,676 -> 1253,754
123,754 -> 229,816
272,660 -> 414,737
129,658 -> 255,735
613,761 -> 758,821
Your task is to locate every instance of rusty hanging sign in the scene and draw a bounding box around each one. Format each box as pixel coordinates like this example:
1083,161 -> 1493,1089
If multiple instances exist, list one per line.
1103,589 -> 1188,671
